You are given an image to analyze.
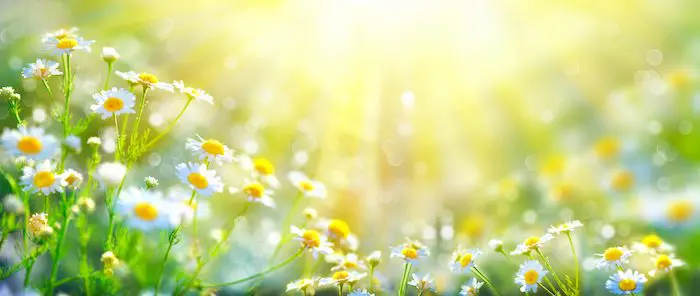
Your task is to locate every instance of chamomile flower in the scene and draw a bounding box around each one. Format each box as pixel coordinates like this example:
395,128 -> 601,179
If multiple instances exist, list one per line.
632,234 -> 674,254
510,233 -> 554,255
96,162 -> 126,187
649,254 -> 684,276
21,59 -> 62,79
44,36 -> 94,55
240,156 -> 281,188
605,270 -> 647,295
291,225 -> 334,258
42,28 -> 79,42
288,171 -> 327,198
240,179 -> 275,208
449,248 -> 482,273
116,187 -> 177,231
173,81 -> 214,104
390,240 -> 430,264
547,220 -> 583,235
408,273 -> 435,292
327,252 -> 367,271
175,162 -> 223,197
366,250 -> 382,267
460,278 -> 484,296
514,260 -> 547,293
28,212 -> 53,237
488,239 -> 504,253
21,160 -> 63,195
60,169 -> 83,189
595,246 -> 632,270
319,270 -> 366,287
90,88 -> 136,119
1,126 -> 59,160
185,135 -> 234,164
349,289 -> 374,296
286,278 -> 319,295
320,218 -> 359,250
115,71 -> 174,92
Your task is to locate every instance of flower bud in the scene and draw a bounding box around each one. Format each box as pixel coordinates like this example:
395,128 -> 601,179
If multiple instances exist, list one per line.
77,197 -> 96,213
101,47 -> 120,63
488,239 -> 504,253
101,251 -> 119,269
367,250 -> 382,267
87,137 -> 102,146
303,208 -> 317,220
144,176 -> 159,189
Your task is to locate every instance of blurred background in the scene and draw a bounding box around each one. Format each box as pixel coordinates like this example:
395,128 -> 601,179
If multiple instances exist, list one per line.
2,0 -> 700,294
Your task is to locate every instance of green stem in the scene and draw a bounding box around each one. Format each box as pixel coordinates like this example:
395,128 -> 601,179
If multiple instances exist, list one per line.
536,249 -> 568,292
338,284 -> 344,296
113,114 -> 121,161
24,261 -> 34,288
397,262 -> 412,296
144,98 -> 193,151
369,266 -> 375,293
200,249 -> 304,288
670,269 -> 682,296
472,266 -> 502,296
41,78 -> 54,100
566,233 -> 579,294
129,87 -> 149,149
155,226 -> 180,295
539,283 -> 557,296
47,193 -> 72,295
103,62 -> 113,90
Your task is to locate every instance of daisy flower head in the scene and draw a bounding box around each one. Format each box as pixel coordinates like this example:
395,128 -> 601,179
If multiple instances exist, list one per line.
44,35 -> 94,55
595,246 -> 632,270
390,240 -> 430,264
1,126 -> 59,160
327,252 -> 367,271
605,270 -> 647,295
116,187 -> 177,231
115,71 -> 174,92
288,171 -> 327,198
408,273 -> 435,292
240,156 -> 280,188
291,225 -> 334,258
96,162 -> 127,187
90,88 -> 136,119
510,233 -> 554,255
547,220 -> 583,235
515,260 -> 547,293
28,212 -> 53,238
460,278 -> 484,296
42,28 -> 79,42
21,160 -> 63,195
60,169 -> 83,189
240,179 -> 275,208
349,289 -> 374,296
633,234 -> 674,254
185,135 -> 234,164
173,81 -> 213,104
449,247 -> 482,273
286,277 -> 319,295
175,162 -> 224,197
21,59 -> 62,79
320,218 -> 359,251
319,270 -> 366,288
649,253 -> 684,276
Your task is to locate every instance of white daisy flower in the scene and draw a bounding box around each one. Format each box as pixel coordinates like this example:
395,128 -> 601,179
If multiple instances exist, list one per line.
286,278 -> 319,295
547,220 -> 583,235
319,270 -> 366,287
1,126 -> 59,160
390,241 -> 430,264
510,234 -> 554,255
175,162 -> 223,197
632,234 -> 675,254
42,28 -> 79,42
166,186 -> 211,221
60,169 -> 83,189
318,218 -> 359,251
291,225 -> 334,258
90,88 -> 137,119
408,273 -> 435,292
288,171 -> 327,198
115,71 -> 173,92
44,36 -> 94,55
96,162 -> 127,187
173,81 -> 213,104
21,59 -> 62,79
327,252 -> 367,271
449,248 -> 482,273
185,135 -> 234,164
240,179 -> 275,208
605,270 -> 647,295
649,254 -> 684,277
348,289 -> 374,296
20,160 -> 63,195
64,135 -> 81,152
595,246 -> 632,270
460,278 -> 484,296
116,187 -> 178,231
238,156 -> 280,188
515,260 -> 548,293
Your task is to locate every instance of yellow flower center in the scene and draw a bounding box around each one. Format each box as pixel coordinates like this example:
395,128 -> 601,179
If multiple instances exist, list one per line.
603,248 -> 623,261
187,173 -> 209,189
642,234 -> 662,249
525,236 -> 540,248
33,171 -> 55,188
103,97 -> 124,112
243,182 -> 265,198
524,270 -> 539,285
655,255 -> 672,270
17,136 -> 43,155
302,230 -> 321,248
65,173 -> 79,185
133,202 -> 158,221
56,38 -> 78,49
328,219 -> 350,238
612,170 -> 634,191
666,200 -> 694,223
459,253 -> 473,268
595,137 -> 620,159
138,73 -> 159,84
201,139 -> 225,155
299,180 -> 314,191
343,260 -> 358,269
401,247 -> 418,259
332,270 -> 349,281
38,67 -> 48,77
253,157 -> 275,175
618,279 -> 637,291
